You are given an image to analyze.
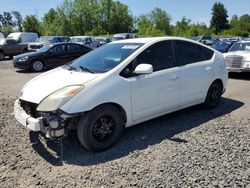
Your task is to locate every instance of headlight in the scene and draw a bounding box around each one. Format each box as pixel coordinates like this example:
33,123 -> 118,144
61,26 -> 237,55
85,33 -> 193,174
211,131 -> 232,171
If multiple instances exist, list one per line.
18,56 -> 29,62
37,85 -> 84,112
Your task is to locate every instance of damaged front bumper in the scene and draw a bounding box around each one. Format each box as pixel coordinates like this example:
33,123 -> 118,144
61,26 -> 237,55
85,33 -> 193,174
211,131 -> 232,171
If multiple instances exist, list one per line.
14,99 -> 65,139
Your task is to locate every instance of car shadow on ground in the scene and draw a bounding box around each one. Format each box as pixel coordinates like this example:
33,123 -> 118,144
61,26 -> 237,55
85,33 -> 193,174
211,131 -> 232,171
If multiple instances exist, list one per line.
30,97 -> 244,166
229,72 -> 250,80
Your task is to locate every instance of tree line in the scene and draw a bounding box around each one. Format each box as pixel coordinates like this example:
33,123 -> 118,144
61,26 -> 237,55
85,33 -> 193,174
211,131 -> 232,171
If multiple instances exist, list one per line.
0,0 -> 249,38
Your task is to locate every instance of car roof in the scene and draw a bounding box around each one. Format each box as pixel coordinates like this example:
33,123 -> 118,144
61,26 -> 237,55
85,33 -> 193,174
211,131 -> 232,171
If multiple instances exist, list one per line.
110,37 -> 200,44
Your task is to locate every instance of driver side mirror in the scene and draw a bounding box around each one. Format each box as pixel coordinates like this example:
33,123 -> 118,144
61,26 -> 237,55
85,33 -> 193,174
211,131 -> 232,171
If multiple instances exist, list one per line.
133,64 -> 153,75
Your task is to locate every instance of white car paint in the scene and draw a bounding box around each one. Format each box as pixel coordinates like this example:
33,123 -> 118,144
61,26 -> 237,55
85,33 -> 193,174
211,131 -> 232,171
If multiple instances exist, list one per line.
15,37 -> 227,131
224,41 -> 250,72
7,32 -> 38,43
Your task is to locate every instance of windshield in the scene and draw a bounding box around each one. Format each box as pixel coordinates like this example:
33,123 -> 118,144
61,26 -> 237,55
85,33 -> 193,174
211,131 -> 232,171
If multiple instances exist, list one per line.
229,42 -> 250,52
35,37 -> 50,43
38,44 -> 53,52
66,43 -> 143,73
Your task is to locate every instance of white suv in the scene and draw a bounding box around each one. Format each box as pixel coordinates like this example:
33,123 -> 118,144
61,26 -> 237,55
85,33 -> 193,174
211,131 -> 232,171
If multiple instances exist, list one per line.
14,37 -> 228,151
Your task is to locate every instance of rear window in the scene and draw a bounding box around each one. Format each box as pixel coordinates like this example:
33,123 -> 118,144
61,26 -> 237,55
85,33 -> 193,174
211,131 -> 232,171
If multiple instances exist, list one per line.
175,40 -> 214,65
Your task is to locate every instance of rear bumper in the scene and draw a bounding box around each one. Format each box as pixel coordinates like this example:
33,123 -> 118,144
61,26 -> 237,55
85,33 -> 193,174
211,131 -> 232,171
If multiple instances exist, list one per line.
14,100 -> 42,131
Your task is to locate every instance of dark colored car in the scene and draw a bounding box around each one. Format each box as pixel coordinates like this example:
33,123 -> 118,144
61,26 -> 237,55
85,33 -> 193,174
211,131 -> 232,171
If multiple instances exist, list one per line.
13,42 -> 92,72
211,40 -> 237,53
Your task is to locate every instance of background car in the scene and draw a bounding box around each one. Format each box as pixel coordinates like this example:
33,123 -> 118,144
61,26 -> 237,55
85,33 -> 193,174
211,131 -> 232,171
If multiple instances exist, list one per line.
199,35 -> 214,45
0,38 -> 28,60
13,42 -> 92,72
70,36 -> 100,49
112,33 -> 136,41
224,41 -> 250,73
7,32 -> 38,43
28,36 -> 71,51
95,37 -> 111,46
211,40 -> 237,53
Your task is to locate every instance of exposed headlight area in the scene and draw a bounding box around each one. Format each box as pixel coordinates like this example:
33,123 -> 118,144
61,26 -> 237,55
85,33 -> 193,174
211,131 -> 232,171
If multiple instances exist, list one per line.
37,85 -> 84,112
18,56 -> 29,62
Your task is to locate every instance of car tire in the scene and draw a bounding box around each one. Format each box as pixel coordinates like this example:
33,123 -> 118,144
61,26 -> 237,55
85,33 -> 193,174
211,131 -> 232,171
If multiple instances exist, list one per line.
77,104 -> 124,151
0,52 -> 4,60
203,81 -> 222,109
31,59 -> 45,72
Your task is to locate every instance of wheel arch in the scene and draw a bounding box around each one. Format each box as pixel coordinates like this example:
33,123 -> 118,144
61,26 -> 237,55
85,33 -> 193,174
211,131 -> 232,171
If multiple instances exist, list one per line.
30,58 -> 46,69
95,102 -> 127,125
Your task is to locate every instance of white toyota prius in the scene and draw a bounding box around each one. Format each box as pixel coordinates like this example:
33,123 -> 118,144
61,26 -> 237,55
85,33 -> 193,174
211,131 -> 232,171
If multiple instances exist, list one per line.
14,37 -> 228,151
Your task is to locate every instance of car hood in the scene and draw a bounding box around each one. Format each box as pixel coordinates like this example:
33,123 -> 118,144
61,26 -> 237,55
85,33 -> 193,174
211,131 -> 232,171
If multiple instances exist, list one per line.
224,51 -> 250,59
19,67 -> 99,104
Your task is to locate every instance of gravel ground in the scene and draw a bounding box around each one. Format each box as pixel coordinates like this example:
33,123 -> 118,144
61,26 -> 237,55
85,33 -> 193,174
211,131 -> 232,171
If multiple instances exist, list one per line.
0,60 -> 250,188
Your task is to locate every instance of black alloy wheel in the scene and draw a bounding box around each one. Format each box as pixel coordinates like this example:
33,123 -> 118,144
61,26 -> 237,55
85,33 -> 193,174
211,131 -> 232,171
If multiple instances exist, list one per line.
77,104 -> 124,151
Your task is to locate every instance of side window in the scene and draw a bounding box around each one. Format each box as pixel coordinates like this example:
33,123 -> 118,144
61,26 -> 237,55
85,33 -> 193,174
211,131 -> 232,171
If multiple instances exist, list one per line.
136,41 -> 174,72
175,40 -> 206,65
68,44 -> 82,52
50,44 -> 67,53
201,46 -> 214,60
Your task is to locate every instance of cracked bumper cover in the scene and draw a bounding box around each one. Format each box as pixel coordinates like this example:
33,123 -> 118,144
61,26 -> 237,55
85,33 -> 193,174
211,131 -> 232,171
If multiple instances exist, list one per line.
14,99 -> 43,132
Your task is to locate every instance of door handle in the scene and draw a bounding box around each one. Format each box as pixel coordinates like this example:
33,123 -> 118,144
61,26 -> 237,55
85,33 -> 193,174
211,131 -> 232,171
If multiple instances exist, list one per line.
206,67 -> 212,72
170,75 -> 179,80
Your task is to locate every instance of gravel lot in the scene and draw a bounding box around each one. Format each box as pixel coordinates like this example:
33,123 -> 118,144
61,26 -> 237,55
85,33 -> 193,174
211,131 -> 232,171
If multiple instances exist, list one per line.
0,60 -> 249,188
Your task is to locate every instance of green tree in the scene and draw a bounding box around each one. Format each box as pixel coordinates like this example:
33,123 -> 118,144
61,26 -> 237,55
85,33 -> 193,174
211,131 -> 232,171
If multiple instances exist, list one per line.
23,15 -> 42,35
42,8 -> 59,35
173,17 -> 191,36
0,25 -> 13,36
210,2 -> 229,34
12,11 -> 23,31
138,7 -> 171,36
109,1 -> 133,33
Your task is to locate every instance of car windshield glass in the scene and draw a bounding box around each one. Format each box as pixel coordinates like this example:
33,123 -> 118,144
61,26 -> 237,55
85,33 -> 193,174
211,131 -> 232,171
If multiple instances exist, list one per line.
229,42 -> 250,52
66,43 -> 143,73
212,41 -> 229,48
38,44 -> 53,52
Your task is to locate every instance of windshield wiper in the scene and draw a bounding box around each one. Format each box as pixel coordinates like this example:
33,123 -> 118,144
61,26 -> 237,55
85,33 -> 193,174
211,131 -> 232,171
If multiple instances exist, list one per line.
79,66 -> 95,73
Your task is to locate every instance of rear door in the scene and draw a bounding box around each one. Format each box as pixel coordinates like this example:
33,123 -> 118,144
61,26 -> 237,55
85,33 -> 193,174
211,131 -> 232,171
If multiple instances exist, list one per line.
130,41 -> 180,122
174,40 -> 214,107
